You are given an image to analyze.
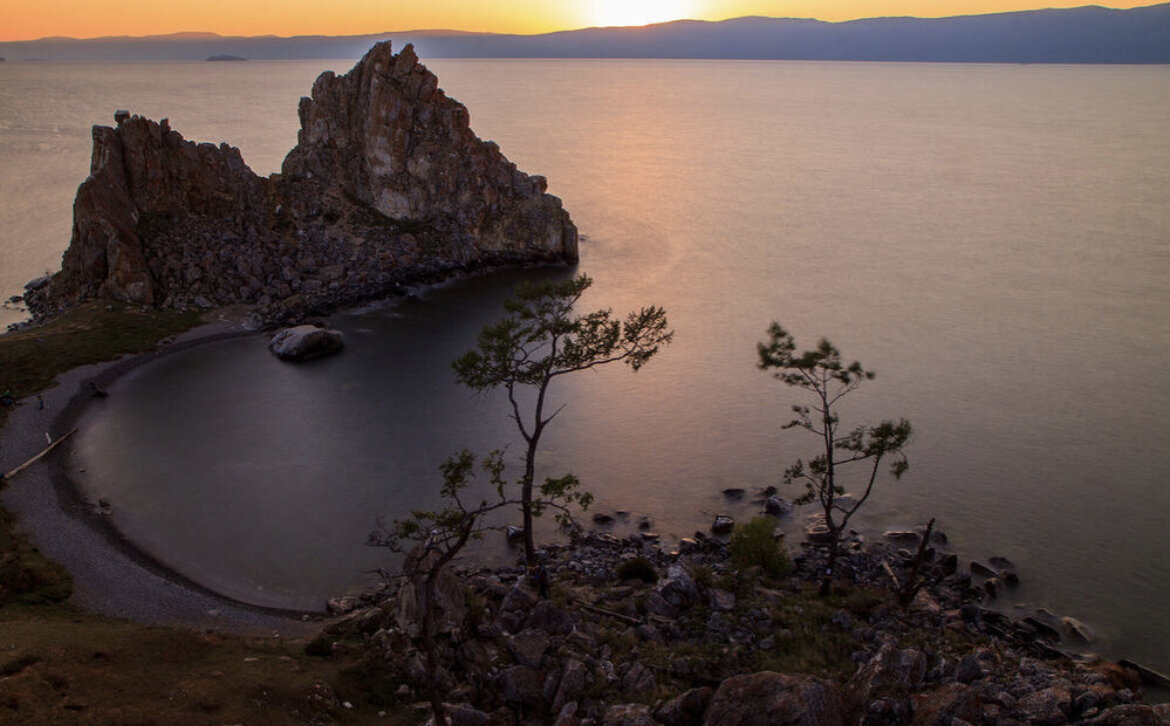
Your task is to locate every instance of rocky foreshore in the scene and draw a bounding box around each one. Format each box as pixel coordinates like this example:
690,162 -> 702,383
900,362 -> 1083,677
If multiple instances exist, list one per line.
22,40 -> 577,327
315,518 -> 1169,726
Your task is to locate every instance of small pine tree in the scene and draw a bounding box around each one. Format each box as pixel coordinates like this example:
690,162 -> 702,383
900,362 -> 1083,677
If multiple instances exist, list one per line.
758,322 -> 912,595
368,450 -> 587,725
452,274 -> 672,565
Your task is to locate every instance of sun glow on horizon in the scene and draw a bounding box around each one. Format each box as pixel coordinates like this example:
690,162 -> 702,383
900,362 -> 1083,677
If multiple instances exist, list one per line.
586,0 -> 699,28
0,0 -> 1160,42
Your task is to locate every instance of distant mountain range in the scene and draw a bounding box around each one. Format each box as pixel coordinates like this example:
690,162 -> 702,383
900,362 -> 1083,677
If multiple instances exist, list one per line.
1,4 -> 1167,64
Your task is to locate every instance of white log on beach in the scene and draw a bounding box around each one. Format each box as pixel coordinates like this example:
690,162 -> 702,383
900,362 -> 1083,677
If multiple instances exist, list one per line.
4,428 -> 78,481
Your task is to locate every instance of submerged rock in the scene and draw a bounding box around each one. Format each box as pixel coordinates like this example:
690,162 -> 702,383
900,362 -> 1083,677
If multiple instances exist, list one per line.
764,495 -> 791,516
884,530 -> 920,545
269,325 -> 344,361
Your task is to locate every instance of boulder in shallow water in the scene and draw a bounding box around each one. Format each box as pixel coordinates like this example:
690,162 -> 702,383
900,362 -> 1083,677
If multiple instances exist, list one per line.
269,325 -> 344,361
764,495 -> 792,516
884,530 -> 920,545
711,514 -> 735,535
1061,616 -> 1094,645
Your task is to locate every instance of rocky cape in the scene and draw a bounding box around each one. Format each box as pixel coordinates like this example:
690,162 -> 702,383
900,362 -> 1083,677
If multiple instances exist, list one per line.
24,41 -> 577,325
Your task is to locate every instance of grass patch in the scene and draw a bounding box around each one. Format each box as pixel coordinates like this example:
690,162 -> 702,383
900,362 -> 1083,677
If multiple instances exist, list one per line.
0,507 -> 72,608
336,658 -> 410,711
689,563 -> 715,589
754,583 -> 891,680
0,614 -> 405,725
729,517 -> 792,579
0,300 -> 203,428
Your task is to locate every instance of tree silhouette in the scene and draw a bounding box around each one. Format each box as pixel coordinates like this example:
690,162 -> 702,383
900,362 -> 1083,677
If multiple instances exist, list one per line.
758,322 -> 912,594
453,274 -> 672,564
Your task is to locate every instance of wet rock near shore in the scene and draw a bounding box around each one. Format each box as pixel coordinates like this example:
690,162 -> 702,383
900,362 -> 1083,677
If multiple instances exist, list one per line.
316,523 -> 1166,726
25,41 -> 577,326
268,325 -> 344,361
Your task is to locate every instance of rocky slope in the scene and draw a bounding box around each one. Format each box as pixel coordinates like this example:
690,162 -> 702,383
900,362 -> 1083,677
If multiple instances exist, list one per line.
24,41 -> 577,324
317,523 -> 1170,726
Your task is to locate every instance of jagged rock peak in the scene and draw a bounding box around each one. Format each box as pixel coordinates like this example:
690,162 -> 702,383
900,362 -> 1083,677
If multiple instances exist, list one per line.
26,41 -> 577,323
54,114 -> 267,310
283,41 -> 576,261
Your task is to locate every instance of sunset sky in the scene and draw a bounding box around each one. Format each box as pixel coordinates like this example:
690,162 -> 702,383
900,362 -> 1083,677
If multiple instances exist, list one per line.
0,0 -> 1156,42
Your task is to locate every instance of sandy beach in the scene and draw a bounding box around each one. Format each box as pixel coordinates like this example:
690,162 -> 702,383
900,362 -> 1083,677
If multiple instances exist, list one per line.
0,311 -> 322,636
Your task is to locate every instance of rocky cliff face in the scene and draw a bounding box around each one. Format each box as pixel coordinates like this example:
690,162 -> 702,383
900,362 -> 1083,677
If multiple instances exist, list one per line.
26,41 -> 577,323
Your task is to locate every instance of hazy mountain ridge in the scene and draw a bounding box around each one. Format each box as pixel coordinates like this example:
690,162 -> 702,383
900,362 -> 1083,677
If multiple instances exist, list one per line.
1,3 -> 1167,63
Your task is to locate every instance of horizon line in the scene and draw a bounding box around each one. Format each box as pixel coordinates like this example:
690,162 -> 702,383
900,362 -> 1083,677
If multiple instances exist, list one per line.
1,3 -> 1159,44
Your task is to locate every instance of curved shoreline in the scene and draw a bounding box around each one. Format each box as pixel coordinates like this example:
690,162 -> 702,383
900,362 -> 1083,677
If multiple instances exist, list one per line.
0,311 -> 325,635
3,261 -> 576,633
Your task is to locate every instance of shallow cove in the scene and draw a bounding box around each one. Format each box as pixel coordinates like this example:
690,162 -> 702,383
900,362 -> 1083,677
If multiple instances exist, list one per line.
51,59 -> 1170,673
69,270 -> 563,611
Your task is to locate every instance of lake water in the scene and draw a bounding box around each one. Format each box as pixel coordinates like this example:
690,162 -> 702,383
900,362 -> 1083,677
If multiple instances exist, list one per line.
2,58 -> 1168,672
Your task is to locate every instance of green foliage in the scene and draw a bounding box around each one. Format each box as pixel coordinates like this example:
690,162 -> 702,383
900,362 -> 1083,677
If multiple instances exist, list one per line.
615,557 -> 659,584
0,300 -> 203,428
452,274 -> 672,390
832,584 -> 886,617
758,322 -> 912,589
754,584 -> 892,679
594,624 -> 638,658
549,582 -> 572,610
535,472 -> 594,528
451,274 -> 672,563
0,507 -> 72,607
367,449 -> 513,558
367,448 -> 596,724
689,564 -> 715,589
728,517 -> 792,579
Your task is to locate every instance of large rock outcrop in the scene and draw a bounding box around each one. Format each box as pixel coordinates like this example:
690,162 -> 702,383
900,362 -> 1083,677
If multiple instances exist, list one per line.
26,41 -> 577,323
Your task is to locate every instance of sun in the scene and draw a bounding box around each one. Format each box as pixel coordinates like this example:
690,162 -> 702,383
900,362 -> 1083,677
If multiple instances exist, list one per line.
587,0 -> 699,28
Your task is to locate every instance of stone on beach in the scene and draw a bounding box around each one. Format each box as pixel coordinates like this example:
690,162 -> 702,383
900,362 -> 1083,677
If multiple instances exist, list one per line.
268,325 -> 344,361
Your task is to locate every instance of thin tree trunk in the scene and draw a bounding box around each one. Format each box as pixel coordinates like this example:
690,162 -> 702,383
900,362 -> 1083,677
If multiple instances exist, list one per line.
522,443 -> 536,566
423,573 -> 447,726
898,518 -> 935,609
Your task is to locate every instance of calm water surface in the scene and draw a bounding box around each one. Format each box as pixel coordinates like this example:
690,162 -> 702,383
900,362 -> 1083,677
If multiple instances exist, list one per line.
2,59 -> 1168,671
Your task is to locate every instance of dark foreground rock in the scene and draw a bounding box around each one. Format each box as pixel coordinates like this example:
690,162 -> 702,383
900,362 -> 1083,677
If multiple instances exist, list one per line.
26,41 -> 577,325
705,672 -> 846,726
315,526 -> 1167,726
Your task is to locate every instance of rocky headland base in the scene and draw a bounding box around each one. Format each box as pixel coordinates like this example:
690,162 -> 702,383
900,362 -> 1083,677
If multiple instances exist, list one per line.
315,515 -> 1170,726
21,41 -> 577,327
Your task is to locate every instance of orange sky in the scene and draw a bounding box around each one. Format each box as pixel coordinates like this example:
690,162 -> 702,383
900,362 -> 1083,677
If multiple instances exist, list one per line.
0,1 -> 1157,42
